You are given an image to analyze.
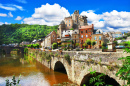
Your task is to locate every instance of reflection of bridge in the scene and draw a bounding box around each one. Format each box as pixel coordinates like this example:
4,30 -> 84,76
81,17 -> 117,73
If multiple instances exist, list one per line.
29,49 -> 130,86
0,46 -> 24,54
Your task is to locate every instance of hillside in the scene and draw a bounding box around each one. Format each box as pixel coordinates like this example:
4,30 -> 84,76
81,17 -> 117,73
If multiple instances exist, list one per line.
0,24 -> 58,45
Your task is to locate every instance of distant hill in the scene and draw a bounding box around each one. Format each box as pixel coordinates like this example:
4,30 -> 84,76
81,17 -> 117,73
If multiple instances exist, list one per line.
0,24 -> 58,45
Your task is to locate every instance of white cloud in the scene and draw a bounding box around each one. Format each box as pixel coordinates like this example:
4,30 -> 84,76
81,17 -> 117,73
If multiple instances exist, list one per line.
0,22 -> 4,25
0,13 -> 7,17
0,22 -> 11,25
24,3 -> 70,26
0,3 -> 16,11
15,16 -> 22,20
80,10 -> 130,32
81,10 -> 102,22
0,3 -> 24,11
15,0 -> 27,4
8,12 -> 13,17
13,5 -> 24,11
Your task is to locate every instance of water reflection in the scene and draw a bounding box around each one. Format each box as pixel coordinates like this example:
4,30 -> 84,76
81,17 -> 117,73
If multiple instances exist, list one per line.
0,53 -> 71,86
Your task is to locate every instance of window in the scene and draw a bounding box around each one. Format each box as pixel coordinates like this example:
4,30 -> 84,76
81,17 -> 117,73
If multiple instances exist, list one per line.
75,40 -> 76,43
69,20 -> 70,22
66,21 -> 67,23
53,35 -> 54,37
81,31 -> 83,33
66,24 -> 67,27
99,36 -> 101,40
86,35 -> 88,38
86,30 -> 87,33
95,41 -> 97,44
53,39 -> 55,41
75,36 -> 76,38
81,35 -> 83,38
69,24 -> 70,26
94,36 -> 96,40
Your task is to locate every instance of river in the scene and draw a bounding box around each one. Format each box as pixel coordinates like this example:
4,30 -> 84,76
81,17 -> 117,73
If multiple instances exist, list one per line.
0,53 -> 72,86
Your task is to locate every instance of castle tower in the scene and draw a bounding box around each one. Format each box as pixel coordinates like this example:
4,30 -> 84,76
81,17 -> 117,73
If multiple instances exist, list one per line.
72,10 -> 79,24
57,20 -> 66,38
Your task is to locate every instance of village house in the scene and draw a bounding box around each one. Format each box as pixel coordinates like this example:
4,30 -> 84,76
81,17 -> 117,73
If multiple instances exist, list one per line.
72,29 -> 79,48
41,39 -> 45,49
20,41 -> 30,46
36,39 -> 43,46
79,24 -> 94,48
44,31 -> 57,49
92,29 -> 105,49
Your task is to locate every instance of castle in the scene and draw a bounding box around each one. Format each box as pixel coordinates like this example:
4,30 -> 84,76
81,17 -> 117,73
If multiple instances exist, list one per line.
57,10 -> 88,38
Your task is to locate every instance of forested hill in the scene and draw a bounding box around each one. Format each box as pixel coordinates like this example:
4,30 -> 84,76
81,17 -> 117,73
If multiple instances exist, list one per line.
0,24 -> 58,45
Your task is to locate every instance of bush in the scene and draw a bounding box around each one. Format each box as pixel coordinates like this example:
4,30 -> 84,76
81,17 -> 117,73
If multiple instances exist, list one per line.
55,53 -> 58,57
52,43 -> 57,49
45,54 -> 51,62
102,46 -> 107,49
64,54 -> 71,65
24,45 -> 27,47
75,43 -> 79,47
50,52 -> 53,56
70,28 -> 74,30
6,75 -> 21,86
24,48 -> 28,54
64,48 -> 67,51
84,48 -> 86,49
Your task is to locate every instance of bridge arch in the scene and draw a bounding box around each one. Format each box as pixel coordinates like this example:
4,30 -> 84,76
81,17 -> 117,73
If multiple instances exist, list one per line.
78,64 -> 121,86
80,72 -> 120,86
51,57 -> 71,79
54,61 -> 67,74
0,46 -> 24,54
10,48 -> 22,53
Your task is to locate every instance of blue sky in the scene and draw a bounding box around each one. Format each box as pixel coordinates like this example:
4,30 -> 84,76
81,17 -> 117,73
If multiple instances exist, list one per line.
0,0 -> 130,32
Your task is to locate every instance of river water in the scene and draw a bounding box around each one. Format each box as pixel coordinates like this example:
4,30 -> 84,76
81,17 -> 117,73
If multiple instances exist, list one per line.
0,53 -> 71,86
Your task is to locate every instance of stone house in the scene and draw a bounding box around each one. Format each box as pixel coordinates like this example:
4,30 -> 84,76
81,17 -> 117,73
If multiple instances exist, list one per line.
92,29 -> 105,49
41,39 -> 45,49
44,31 -> 57,48
72,29 -> 79,47
79,24 -> 94,48
20,41 -> 30,46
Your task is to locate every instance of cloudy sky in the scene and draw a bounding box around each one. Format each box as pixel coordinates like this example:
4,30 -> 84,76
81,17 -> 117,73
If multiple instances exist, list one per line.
0,0 -> 130,32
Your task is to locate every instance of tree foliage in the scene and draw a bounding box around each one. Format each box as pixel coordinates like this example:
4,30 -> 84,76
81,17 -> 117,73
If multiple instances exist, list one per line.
0,24 -> 58,45
85,39 -> 91,45
116,48 -> 130,85
91,41 -> 96,46
52,43 -> 57,49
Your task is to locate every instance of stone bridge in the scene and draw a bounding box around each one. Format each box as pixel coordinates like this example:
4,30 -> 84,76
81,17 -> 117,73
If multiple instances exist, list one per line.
29,49 -> 129,86
0,46 -> 24,54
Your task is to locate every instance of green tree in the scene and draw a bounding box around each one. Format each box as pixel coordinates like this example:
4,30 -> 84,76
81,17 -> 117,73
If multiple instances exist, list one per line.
75,43 -> 79,47
83,43 -> 87,48
70,28 -> 74,30
116,48 -> 130,85
91,41 -> 96,47
85,38 -> 91,45
52,43 -> 57,49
